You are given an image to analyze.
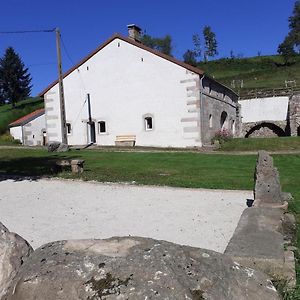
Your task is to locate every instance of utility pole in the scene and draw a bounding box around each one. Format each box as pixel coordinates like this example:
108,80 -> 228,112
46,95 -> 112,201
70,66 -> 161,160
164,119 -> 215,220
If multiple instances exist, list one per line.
55,28 -> 67,144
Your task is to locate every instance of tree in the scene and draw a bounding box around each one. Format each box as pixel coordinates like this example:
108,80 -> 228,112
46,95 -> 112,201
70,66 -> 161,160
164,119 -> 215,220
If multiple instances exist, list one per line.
278,1 -> 300,62
140,34 -> 173,56
288,0 -> 300,50
192,34 -> 202,59
183,50 -> 197,66
278,37 -> 297,64
203,26 -> 218,62
0,47 -> 32,107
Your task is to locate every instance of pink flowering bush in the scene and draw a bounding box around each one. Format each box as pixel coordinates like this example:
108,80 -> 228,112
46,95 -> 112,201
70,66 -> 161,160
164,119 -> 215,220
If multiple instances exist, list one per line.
212,129 -> 233,144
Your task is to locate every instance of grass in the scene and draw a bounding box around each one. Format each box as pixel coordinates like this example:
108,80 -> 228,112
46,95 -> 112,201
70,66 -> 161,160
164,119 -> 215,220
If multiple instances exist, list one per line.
0,97 -> 44,135
219,137 -> 300,152
198,55 -> 300,93
0,147 -> 299,297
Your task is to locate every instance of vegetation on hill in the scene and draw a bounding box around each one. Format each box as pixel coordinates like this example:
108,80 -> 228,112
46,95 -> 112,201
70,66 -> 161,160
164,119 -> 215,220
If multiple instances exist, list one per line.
0,97 -> 44,135
198,55 -> 300,94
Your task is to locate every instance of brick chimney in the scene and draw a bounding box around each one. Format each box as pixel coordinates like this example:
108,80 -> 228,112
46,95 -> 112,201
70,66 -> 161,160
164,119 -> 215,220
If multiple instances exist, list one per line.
127,24 -> 141,42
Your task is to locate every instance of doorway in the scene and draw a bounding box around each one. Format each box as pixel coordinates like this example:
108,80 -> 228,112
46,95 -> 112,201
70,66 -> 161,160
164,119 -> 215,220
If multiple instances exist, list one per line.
87,121 -> 96,144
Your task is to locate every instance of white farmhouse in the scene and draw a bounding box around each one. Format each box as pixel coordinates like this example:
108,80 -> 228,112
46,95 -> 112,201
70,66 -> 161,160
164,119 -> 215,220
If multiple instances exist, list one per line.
9,108 -> 46,146
40,25 -> 240,148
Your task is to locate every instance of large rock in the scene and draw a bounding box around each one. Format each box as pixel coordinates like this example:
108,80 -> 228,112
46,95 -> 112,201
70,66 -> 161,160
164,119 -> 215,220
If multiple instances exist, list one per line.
0,223 -> 33,299
4,237 -> 279,300
47,142 -> 69,152
254,150 -> 283,204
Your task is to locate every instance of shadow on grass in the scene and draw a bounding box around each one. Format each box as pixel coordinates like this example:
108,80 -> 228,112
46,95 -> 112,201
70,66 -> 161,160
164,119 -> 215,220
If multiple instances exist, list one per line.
0,155 -> 78,181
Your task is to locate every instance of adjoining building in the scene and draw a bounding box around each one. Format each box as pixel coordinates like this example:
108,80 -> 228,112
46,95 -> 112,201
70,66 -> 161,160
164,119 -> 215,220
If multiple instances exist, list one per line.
39,25 -> 240,148
239,92 -> 300,138
9,108 -> 46,146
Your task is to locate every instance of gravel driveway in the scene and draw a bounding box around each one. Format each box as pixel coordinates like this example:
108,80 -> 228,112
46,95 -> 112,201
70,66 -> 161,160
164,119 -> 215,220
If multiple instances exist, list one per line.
0,178 -> 252,253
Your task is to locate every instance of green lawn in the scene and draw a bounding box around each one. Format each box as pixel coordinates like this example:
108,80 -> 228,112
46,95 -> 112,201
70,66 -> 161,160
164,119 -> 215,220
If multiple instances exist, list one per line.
220,137 -> 300,152
0,148 -> 299,297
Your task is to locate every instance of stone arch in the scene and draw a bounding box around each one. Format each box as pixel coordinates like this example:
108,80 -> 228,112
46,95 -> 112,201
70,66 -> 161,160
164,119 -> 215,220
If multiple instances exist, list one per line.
245,122 -> 286,138
220,111 -> 228,129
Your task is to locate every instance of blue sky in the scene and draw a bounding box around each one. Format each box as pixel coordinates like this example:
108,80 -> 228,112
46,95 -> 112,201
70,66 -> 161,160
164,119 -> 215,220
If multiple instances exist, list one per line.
0,0 -> 296,96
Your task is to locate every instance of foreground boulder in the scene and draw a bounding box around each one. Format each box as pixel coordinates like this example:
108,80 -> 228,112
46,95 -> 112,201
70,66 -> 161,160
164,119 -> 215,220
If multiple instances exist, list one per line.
4,237 -> 279,300
254,150 -> 283,205
0,223 -> 33,299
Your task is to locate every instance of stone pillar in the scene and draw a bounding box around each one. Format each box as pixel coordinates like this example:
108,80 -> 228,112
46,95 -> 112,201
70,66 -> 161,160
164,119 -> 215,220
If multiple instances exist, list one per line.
235,102 -> 242,137
254,150 -> 282,204
289,94 -> 300,136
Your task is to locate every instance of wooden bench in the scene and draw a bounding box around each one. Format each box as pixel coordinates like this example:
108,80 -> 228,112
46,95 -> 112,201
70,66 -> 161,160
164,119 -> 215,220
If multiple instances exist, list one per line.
56,159 -> 85,174
115,135 -> 136,147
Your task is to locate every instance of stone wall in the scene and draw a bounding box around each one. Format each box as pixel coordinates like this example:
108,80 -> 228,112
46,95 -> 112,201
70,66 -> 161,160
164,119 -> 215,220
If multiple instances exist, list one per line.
239,93 -> 300,138
241,121 -> 287,138
201,77 -> 240,144
289,94 -> 300,136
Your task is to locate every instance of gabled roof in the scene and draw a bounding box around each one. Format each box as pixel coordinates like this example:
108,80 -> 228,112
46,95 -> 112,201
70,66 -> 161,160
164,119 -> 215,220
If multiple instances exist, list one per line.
39,34 -> 206,96
9,108 -> 45,127
39,33 -> 238,97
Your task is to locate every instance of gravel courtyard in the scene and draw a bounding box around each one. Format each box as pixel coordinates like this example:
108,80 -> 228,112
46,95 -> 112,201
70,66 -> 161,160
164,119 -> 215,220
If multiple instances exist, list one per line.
0,179 -> 252,253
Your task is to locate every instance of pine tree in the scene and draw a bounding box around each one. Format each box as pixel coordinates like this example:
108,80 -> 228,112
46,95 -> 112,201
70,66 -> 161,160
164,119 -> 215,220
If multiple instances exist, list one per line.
203,26 -> 218,62
0,47 -> 32,107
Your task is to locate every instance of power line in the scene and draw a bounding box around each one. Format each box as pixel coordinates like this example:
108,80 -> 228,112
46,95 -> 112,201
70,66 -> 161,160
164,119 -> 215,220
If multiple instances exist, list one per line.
61,36 -> 75,65
0,29 -> 55,34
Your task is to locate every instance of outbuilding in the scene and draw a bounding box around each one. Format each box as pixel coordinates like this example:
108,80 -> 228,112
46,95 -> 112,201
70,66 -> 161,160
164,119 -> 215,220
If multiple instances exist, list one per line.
9,108 -> 46,146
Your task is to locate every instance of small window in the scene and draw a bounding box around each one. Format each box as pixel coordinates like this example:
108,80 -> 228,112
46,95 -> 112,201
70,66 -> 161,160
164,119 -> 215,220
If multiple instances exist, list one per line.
209,114 -> 213,128
144,117 -> 153,131
98,121 -> 106,133
66,123 -> 72,134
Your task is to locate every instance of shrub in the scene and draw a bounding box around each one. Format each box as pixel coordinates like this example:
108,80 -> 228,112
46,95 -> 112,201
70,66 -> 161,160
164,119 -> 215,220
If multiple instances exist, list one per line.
0,132 -> 21,145
212,129 -> 233,144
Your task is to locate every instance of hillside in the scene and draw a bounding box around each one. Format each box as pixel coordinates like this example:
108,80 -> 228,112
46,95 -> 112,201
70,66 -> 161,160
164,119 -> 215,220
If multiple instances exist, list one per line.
198,55 -> 300,97
0,97 -> 44,135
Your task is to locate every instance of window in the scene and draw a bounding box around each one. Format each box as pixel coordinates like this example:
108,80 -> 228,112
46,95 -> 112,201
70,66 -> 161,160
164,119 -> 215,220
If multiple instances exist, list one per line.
209,114 -> 213,128
66,123 -> 72,134
220,111 -> 228,130
98,121 -> 106,133
231,120 -> 236,135
144,117 -> 153,131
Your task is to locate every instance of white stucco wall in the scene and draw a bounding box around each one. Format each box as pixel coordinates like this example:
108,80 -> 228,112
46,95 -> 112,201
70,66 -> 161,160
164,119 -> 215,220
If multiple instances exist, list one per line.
45,38 -> 204,148
10,126 -> 23,143
239,96 -> 289,123
23,114 -> 46,146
